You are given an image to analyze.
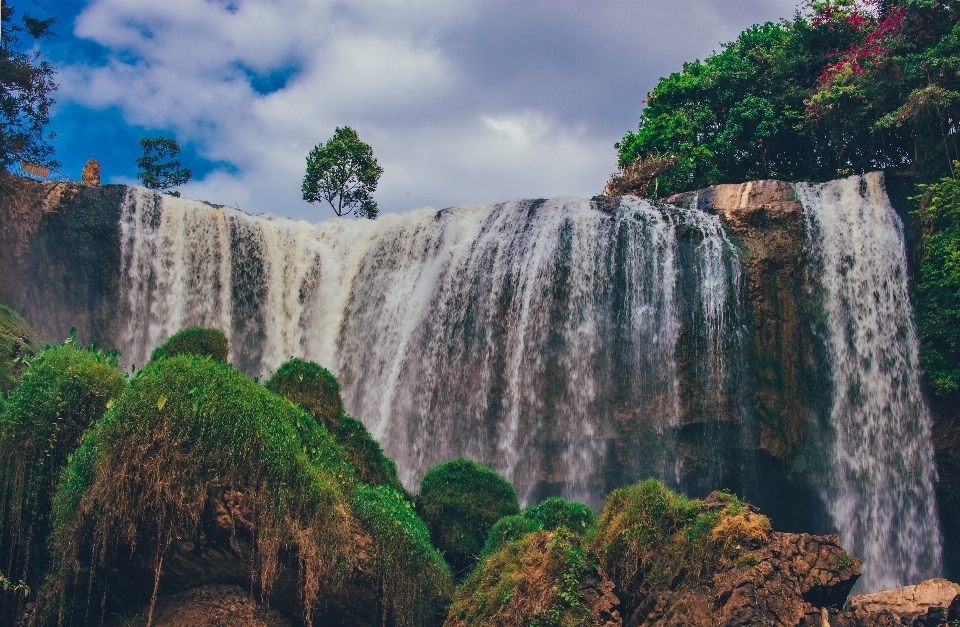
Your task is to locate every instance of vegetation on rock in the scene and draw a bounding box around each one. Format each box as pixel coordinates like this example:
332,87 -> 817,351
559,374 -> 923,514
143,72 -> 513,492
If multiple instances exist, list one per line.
416,458 -> 520,579
482,497 -> 595,557
0,341 -> 125,622
266,357 -> 405,492
149,326 -> 229,364
0,303 -> 41,397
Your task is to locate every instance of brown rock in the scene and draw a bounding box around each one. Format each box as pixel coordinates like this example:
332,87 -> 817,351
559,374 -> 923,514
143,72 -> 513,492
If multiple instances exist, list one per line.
82,159 -> 100,186
846,578 -> 960,616
110,584 -> 290,627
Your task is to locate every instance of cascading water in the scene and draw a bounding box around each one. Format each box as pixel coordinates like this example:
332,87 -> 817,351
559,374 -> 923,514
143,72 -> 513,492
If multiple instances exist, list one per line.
118,189 -> 742,505
795,172 -> 942,592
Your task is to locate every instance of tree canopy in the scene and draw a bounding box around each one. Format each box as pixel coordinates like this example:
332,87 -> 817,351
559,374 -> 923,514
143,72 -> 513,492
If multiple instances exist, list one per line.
135,136 -> 192,195
0,1 -> 58,168
302,126 -> 383,219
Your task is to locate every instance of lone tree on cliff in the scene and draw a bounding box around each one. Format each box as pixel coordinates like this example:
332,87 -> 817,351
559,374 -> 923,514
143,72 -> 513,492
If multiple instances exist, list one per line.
302,126 -> 383,219
136,136 -> 192,196
0,1 -> 58,168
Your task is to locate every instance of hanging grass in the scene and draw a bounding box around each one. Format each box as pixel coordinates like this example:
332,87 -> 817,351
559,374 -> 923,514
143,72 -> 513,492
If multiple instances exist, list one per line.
266,358 -> 405,492
0,303 -> 42,397
416,458 -> 520,579
41,355 -> 356,627
445,529 -> 595,627
149,327 -> 229,364
351,484 -> 453,627
481,497 -> 596,558
0,342 -> 126,623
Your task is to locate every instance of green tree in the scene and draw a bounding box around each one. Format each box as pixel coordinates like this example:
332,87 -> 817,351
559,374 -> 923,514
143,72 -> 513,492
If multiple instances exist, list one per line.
0,1 -> 58,168
135,136 -> 192,195
302,126 -> 383,219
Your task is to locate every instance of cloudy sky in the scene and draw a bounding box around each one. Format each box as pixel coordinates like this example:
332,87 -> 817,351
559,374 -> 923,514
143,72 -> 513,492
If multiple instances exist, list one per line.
38,0 -> 802,220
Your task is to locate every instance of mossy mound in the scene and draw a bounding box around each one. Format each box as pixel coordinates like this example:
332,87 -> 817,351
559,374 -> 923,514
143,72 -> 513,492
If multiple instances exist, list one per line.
444,529 -> 598,627
416,458 -> 520,579
149,327 -> 229,364
482,497 -> 595,557
44,355 -> 355,626
351,484 -> 453,627
0,343 -> 126,622
589,479 -> 770,598
0,303 -> 42,397
266,358 -> 404,492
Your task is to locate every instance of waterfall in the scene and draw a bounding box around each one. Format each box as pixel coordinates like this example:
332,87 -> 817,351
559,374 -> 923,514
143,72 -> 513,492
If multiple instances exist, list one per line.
795,172 -> 942,592
117,189 -> 742,505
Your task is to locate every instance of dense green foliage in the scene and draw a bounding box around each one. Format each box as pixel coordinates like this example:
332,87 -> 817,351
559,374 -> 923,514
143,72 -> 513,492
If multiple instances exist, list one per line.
135,135 -> 192,194
446,529 -> 595,627
0,342 -> 125,621
915,168 -> 960,393
0,303 -> 40,396
589,480 -> 769,596
149,326 -> 229,364
302,126 -> 383,219
266,357 -> 405,492
618,0 -> 960,196
352,484 -> 453,627
481,497 -> 596,557
0,2 -> 58,168
417,458 -> 520,578
46,355 -> 356,625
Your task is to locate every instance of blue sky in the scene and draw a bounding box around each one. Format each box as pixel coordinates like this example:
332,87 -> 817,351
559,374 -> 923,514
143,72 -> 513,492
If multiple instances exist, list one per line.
31,0 -> 803,220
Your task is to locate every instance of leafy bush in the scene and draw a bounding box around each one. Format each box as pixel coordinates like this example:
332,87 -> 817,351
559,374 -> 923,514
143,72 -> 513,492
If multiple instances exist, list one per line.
914,169 -> 960,394
149,327 -> 229,364
44,355 -> 355,626
0,303 -> 42,397
416,458 -> 520,578
266,358 -> 404,492
481,497 -> 596,557
0,343 -> 125,621
445,529 -> 594,627
351,484 -> 453,627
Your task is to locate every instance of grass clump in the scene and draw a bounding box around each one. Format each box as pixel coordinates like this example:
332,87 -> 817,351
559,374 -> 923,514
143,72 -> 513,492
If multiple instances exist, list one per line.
589,479 -> 770,598
482,497 -> 596,557
352,484 -> 453,627
149,327 -> 229,364
0,303 -> 42,397
445,529 -> 594,627
44,355 -> 355,627
0,343 -> 125,622
267,357 -> 404,492
416,458 -> 520,579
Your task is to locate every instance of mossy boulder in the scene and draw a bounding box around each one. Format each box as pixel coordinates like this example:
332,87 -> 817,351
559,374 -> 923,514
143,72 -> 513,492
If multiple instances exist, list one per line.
149,327 -> 229,364
0,303 -> 42,397
416,458 -> 520,578
266,358 -> 404,493
482,496 -> 595,557
0,343 -> 126,622
44,355 -> 355,626
444,529 -> 619,627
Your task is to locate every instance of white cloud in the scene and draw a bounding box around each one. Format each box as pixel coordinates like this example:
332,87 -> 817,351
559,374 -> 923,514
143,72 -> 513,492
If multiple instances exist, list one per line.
56,0 -> 802,219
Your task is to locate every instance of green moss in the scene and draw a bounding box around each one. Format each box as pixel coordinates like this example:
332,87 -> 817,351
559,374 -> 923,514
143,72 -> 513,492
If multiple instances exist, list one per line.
149,327 -> 229,364
266,358 -> 404,492
351,484 -> 453,627
416,458 -> 520,579
0,343 -> 125,618
482,498 -> 596,557
45,355 -> 355,626
0,303 -> 42,397
446,529 -> 594,627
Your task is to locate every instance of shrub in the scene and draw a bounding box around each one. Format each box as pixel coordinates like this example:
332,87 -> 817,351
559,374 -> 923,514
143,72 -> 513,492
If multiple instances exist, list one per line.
149,327 -> 229,364
266,358 -> 404,492
44,355 -> 355,627
445,529 -> 594,627
481,497 -> 596,557
416,458 -> 520,578
0,303 -> 42,397
352,484 -> 453,627
0,343 -> 125,622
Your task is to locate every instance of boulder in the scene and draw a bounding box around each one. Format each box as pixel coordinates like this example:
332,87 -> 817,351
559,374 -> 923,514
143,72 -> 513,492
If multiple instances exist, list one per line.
847,579 -> 960,615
